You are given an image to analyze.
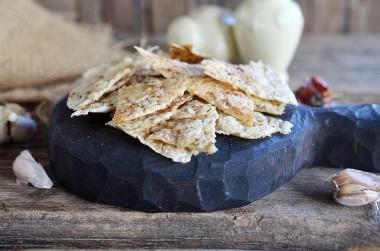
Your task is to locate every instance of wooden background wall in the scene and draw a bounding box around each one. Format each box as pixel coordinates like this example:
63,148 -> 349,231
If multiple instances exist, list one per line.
35,0 -> 380,35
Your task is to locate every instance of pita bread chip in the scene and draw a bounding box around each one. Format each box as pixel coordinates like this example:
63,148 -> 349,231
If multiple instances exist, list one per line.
140,138 -> 198,163
112,77 -> 187,122
68,57 -> 135,111
71,90 -> 118,117
202,59 -> 297,105
108,93 -> 192,138
135,46 -> 204,78
249,96 -> 285,115
147,100 -> 218,154
132,54 -> 162,77
169,44 -> 209,64
186,76 -> 255,126
216,111 -> 293,139
108,94 -> 197,163
67,64 -> 110,110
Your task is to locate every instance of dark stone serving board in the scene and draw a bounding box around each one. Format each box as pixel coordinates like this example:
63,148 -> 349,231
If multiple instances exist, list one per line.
47,97 -> 380,212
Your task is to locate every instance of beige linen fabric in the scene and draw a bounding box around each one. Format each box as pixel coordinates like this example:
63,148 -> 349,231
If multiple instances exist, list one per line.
0,0 -> 127,102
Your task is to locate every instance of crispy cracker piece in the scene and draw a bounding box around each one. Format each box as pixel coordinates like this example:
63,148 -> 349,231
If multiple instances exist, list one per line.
132,54 -> 162,77
67,64 -> 110,110
108,93 -> 192,138
169,44 -> 209,64
108,93 -> 197,163
216,111 -> 293,139
186,76 -> 255,126
202,59 -> 297,105
67,57 -> 135,111
147,100 -> 218,154
140,138 -> 198,163
71,90 -> 118,117
112,77 -> 187,122
250,96 -> 285,115
135,46 -> 204,78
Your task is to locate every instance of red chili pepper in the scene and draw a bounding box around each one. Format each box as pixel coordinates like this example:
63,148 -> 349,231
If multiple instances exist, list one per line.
294,76 -> 333,107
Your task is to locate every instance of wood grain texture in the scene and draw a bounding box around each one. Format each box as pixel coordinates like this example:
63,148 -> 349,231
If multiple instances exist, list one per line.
35,0 -> 77,21
295,0 -> 312,33
103,0 -> 142,32
288,34 -> 380,95
1,162 -> 379,249
151,0 -> 188,35
34,0 -> 380,34
76,0 -> 103,24
348,0 -> 380,33
310,0 -> 347,33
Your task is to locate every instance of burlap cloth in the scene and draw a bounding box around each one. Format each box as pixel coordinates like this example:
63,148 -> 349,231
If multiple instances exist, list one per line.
0,0 -> 130,107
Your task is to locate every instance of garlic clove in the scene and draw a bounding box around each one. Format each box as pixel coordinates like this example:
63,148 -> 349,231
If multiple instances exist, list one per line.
327,169 -> 380,206
0,103 -> 37,144
10,115 -> 37,142
167,5 -> 238,62
12,150 -> 53,189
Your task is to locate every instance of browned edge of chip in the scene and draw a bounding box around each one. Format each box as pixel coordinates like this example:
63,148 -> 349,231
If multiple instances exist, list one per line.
169,44 -> 209,64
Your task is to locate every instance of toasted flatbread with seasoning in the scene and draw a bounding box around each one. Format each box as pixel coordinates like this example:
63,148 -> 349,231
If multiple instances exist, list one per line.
186,76 -> 255,126
109,96 -> 204,163
135,46 -> 204,79
169,44 -> 209,64
132,54 -> 162,77
66,45 -> 297,164
68,57 -> 135,111
71,90 -> 118,117
140,138 -> 199,163
147,100 -> 218,154
202,59 -> 297,105
108,93 -> 192,138
67,64 -> 109,110
216,111 -> 293,139
249,96 -> 285,115
112,77 -> 187,122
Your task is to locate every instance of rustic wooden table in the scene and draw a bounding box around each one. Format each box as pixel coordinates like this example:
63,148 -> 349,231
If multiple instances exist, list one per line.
1,35 -> 379,250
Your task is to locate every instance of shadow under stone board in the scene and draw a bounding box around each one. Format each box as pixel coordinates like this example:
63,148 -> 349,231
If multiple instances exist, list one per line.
47,96 -> 380,212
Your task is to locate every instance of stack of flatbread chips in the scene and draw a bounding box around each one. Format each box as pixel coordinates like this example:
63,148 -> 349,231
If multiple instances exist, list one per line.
67,44 -> 297,163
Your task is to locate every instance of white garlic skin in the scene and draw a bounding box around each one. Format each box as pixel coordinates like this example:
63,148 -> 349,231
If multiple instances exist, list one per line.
0,103 -> 37,144
327,169 -> 380,206
10,116 -> 37,142
13,150 -> 53,189
167,5 -> 238,62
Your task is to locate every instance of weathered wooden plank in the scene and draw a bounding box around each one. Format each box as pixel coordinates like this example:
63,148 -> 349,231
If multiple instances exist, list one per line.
76,0 -> 103,24
1,165 -> 379,249
309,0 -> 347,33
220,0 -> 242,10
288,35 -> 380,94
35,0 -> 77,21
102,0 -> 142,32
150,0 -> 188,35
348,0 -> 380,33
35,0 -> 380,34
197,0 -> 222,6
295,0 -> 313,33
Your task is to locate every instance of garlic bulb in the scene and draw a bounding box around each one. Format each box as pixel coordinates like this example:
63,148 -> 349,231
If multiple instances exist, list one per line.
167,5 -> 237,62
327,169 -> 380,206
13,150 -> 53,189
0,103 -> 37,144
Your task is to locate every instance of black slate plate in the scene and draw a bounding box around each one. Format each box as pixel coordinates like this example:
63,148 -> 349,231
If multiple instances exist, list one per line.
47,97 -> 380,212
